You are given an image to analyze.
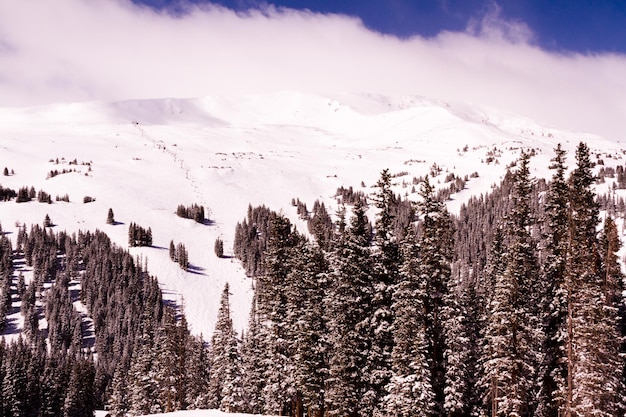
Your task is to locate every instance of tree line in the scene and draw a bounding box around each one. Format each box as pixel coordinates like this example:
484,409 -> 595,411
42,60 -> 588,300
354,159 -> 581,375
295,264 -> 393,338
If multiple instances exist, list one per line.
227,142 -> 625,417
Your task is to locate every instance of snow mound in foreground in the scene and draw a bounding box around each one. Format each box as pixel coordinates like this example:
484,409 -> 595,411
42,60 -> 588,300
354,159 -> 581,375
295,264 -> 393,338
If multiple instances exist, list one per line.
138,410 -> 276,417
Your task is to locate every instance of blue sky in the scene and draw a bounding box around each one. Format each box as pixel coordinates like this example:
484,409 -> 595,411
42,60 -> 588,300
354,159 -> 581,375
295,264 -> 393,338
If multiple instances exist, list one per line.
1,0 -> 625,139
133,0 -> 626,54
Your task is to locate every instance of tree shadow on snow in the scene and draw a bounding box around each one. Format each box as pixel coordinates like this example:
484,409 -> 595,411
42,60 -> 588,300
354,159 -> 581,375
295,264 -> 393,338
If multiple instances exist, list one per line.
186,264 -> 206,276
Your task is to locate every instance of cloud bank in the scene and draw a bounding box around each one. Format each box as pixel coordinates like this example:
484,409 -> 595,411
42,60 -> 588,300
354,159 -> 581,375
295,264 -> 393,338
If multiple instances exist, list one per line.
0,0 -> 625,139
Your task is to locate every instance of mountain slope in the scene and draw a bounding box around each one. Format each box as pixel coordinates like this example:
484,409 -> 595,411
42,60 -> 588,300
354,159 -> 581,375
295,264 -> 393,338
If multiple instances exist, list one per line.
0,91 -> 622,339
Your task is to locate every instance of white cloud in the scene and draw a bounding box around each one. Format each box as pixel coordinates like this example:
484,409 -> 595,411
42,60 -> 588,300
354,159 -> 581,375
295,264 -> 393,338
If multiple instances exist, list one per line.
0,0 -> 625,139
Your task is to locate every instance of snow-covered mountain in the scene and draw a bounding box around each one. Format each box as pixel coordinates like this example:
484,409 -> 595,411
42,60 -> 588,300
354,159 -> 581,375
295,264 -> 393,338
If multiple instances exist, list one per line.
0,91 -> 623,341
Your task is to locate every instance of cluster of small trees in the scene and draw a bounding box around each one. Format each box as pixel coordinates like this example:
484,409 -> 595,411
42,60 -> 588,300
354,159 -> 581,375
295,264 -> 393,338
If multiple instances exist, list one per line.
176,204 -> 206,224
214,237 -> 224,258
128,223 -> 152,247
233,205 -> 273,276
16,186 -> 36,203
0,185 -> 17,201
169,240 -> 189,271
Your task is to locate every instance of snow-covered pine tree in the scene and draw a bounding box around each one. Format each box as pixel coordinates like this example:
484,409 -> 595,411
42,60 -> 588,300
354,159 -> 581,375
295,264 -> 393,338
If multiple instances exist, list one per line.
483,152 -> 541,417
154,307 -> 189,412
325,198 -> 374,416
184,335 -> 211,409
385,221 -> 435,416
240,295 -> 265,414
128,318 -> 162,416
108,363 -> 130,417
208,283 -> 244,412
62,357 -> 95,417
287,239 -> 329,417
536,143 -> 570,417
567,142 -> 624,416
370,169 -> 399,414
256,212 -> 296,415
416,176 -> 454,415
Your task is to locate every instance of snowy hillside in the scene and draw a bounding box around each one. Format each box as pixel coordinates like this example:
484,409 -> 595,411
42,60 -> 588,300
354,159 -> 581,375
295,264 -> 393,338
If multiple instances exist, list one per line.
0,91 -> 623,339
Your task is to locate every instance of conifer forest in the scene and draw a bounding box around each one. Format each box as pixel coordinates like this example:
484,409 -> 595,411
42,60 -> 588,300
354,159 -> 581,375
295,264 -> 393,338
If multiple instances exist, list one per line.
0,141 -> 625,417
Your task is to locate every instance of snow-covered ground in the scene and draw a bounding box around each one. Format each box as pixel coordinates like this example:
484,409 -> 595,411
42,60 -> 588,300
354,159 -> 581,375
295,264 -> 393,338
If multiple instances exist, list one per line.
139,410 -> 275,417
1,91 -> 624,340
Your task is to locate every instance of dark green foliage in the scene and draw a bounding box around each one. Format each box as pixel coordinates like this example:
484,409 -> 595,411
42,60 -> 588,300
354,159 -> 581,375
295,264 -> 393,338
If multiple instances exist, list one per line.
334,185 -> 367,205
44,214 -> 53,227
0,185 -> 17,201
82,196 -> 94,204
15,186 -> 31,203
176,203 -> 206,223
233,204 -> 273,276
306,199 -> 334,249
128,222 -> 152,247
2,168 -> 7,176
208,284 -> 244,412
106,208 -> 115,225
169,240 -> 189,270
326,198 -> 374,416
38,190 -> 52,204
214,237 -> 224,258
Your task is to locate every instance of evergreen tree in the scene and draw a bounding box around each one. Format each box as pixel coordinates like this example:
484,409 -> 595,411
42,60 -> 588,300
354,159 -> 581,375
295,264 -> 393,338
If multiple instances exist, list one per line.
240,296 -> 265,414
325,198 -> 374,416
184,335 -> 211,409
385,223 -> 434,416
370,169 -> 398,413
417,176 -> 454,415
483,152 -> 541,416
536,144 -> 570,417
208,283 -> 244,412
128,318 -> 162,416
257,213 -> 296,415
106,208 -> 115,225
214,237 -> 224,258
287,240 -> 328,417
108,363 -> 130,417
63,357 -> 95,417
567,142 -> 624,416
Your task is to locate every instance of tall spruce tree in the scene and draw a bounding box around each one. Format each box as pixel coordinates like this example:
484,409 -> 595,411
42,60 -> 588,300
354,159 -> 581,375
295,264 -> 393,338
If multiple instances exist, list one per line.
257,213 -> 296,415
287,240 -> 329,417
325,198 -> 374,416
417,176 -> 454,415
567,142 -> 624,416
370,169 -> 398,414
536,144 -> 570,417
385,221 -> 434,416
240,295 -> 265,414
208,283 -> 244,412
483,152 -> 541,416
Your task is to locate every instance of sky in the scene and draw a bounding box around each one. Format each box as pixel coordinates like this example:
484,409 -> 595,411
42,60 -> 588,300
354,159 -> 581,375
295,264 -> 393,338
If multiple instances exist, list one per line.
0,0 -> 625,139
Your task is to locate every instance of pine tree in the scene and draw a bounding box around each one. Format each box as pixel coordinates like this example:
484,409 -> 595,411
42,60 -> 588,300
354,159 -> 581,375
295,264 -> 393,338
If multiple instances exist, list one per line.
63,357 -> 95,417
108,363 -> 130,417
208,283 -> 244,412
287,240 -> 328,417
385,223 -> 434,416
240,296 -> 265,414
214,237 -> 224,258
184,335 -> 211,409
256,213 -> 297,415
106,208 -> 115,225
417,176 -> 454,415
483,152 -> 541,416
128,318 -> 162,416
370,169 -> 398,413
567,142 -> 624,416
536,144 -> 570,417
325,198 -> 374,416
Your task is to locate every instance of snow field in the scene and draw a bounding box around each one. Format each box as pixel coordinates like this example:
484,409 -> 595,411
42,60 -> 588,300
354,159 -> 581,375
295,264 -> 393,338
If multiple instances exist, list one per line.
1,91 -> 625,343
